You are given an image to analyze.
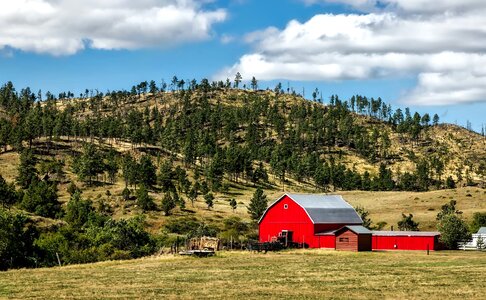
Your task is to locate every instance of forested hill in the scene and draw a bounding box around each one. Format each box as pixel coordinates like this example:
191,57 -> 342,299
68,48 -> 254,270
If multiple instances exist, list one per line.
1,80 -> 486,270
0,80 -> 485,193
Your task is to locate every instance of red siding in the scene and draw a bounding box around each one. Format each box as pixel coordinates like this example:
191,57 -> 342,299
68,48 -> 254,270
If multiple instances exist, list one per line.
372,235 -> 438,250
314,223 -> 347,233
259,195 -> 317,247
259,195 -> 347,248
316,235 -> 336,248
259,194 -> 440,251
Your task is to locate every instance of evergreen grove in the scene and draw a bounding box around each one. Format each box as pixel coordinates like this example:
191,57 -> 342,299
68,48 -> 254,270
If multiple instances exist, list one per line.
1,78 -> 485,270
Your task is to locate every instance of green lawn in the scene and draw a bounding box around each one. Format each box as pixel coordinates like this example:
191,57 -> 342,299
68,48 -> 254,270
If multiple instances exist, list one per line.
1,250 -> 485,299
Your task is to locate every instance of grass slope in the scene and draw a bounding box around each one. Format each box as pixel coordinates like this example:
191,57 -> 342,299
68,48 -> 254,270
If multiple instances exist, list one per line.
1,250 -> 485,299
1,90 -> 485,232
0,143 -> 485,232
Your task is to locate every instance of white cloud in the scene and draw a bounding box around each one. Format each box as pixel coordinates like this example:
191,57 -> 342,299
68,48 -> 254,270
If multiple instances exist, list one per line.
220,34 -> 235,44
216,1 -> 486,105
304,0 -> 486,14
0,0 -> 227,55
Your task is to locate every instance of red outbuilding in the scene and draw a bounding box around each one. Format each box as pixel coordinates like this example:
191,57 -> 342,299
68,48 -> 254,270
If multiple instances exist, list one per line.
258,193 -> 363,248
335,225 -> 372,252
371,231 -> 441,251
259,193 -> 442,251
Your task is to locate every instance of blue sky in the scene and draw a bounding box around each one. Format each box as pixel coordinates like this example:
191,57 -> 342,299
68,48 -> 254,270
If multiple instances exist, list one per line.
0,0 -> 485,132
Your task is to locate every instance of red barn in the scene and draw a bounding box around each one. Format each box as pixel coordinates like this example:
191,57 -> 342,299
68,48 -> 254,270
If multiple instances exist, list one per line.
259,193 -> 443,251
258,194 -> 363,248
372,231 -> 441,251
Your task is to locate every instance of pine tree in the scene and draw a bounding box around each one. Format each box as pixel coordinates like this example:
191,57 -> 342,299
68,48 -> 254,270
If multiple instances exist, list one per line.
121,154 -> 137,188
234,72 -> 242,88
433,114 -> 440,126
136,185 -> 156,211
229,198 -> 237,212
355,206 -> 372,229
20,180 -> 62,218
204,193 -> 214,210
161,193 -> 176,216
188,185 -> 198,207
248,188 -> 267,221
16,149 -> 38,189
138,155 -> 157,188
250,77 -> 258,90
415,159 -> 430,191
65,192 -> 94,228
74,143 -> 104,185
0,175 -> 17,208
105,150 -> 118,184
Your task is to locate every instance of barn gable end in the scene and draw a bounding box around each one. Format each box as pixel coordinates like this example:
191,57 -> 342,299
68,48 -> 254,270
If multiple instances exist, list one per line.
259,194 -> 363,248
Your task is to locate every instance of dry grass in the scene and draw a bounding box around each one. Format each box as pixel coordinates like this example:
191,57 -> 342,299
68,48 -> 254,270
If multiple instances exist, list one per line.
0,151 -> 19,182
341,187 -> 486,230
1,250 -> 485,299
0,140 -> 484,232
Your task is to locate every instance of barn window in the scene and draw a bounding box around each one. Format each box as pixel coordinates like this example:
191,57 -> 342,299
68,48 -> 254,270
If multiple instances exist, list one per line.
339,237 -> 349,243
283,204 -> 288,209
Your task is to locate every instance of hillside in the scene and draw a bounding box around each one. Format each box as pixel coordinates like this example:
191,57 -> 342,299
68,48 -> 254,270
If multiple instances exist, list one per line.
53,88 -> 486,182
0,81 -> 485,270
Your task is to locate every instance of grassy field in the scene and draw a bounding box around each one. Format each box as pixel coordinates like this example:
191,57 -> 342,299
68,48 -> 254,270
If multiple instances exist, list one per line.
1,250 -> 485,299
341,187 -> 486,230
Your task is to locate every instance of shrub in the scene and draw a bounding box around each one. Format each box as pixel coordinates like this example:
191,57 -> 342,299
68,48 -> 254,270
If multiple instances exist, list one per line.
397,213 -> 419,231
437,214 -> 471,249
20,180 -> 63,218
136,185 -> 156,211
0,208 -> 38,270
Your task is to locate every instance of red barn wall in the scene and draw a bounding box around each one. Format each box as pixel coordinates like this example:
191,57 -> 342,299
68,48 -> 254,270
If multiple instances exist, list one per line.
259,196 -> 357,249
316,235 -> 336,248
372,235 -> 438,250
314,224 -> 346,233
259,195 -> 318,247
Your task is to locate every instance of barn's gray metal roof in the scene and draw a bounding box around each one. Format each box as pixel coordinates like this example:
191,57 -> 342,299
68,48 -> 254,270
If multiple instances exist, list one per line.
371,231 -> 440,237
478,227 -> 486,234
259,193 -> 363,224
286,194 -> 362,224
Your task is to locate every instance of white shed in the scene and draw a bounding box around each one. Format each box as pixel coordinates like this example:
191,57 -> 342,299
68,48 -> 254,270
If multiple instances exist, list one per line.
460,227 -> 486,250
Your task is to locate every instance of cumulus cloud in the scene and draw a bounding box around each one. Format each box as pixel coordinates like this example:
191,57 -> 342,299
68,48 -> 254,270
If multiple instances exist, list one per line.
0,0 -> 227,55
304,0 -> 486,14
216,1 -> 486,105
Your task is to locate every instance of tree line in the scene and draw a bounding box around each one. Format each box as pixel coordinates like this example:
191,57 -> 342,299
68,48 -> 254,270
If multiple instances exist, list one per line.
1,77 -> 476,193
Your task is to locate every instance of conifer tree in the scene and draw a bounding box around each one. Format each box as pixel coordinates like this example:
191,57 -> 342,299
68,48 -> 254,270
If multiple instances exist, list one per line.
161,192 -> 176,216
204,193 -> 214,210
248,188 -> 267,221
16,149 -> 38,189
229,198 -> 237,212
136,185 -> 156,211
0,175 -> 17,208
138,155 -> 157,188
